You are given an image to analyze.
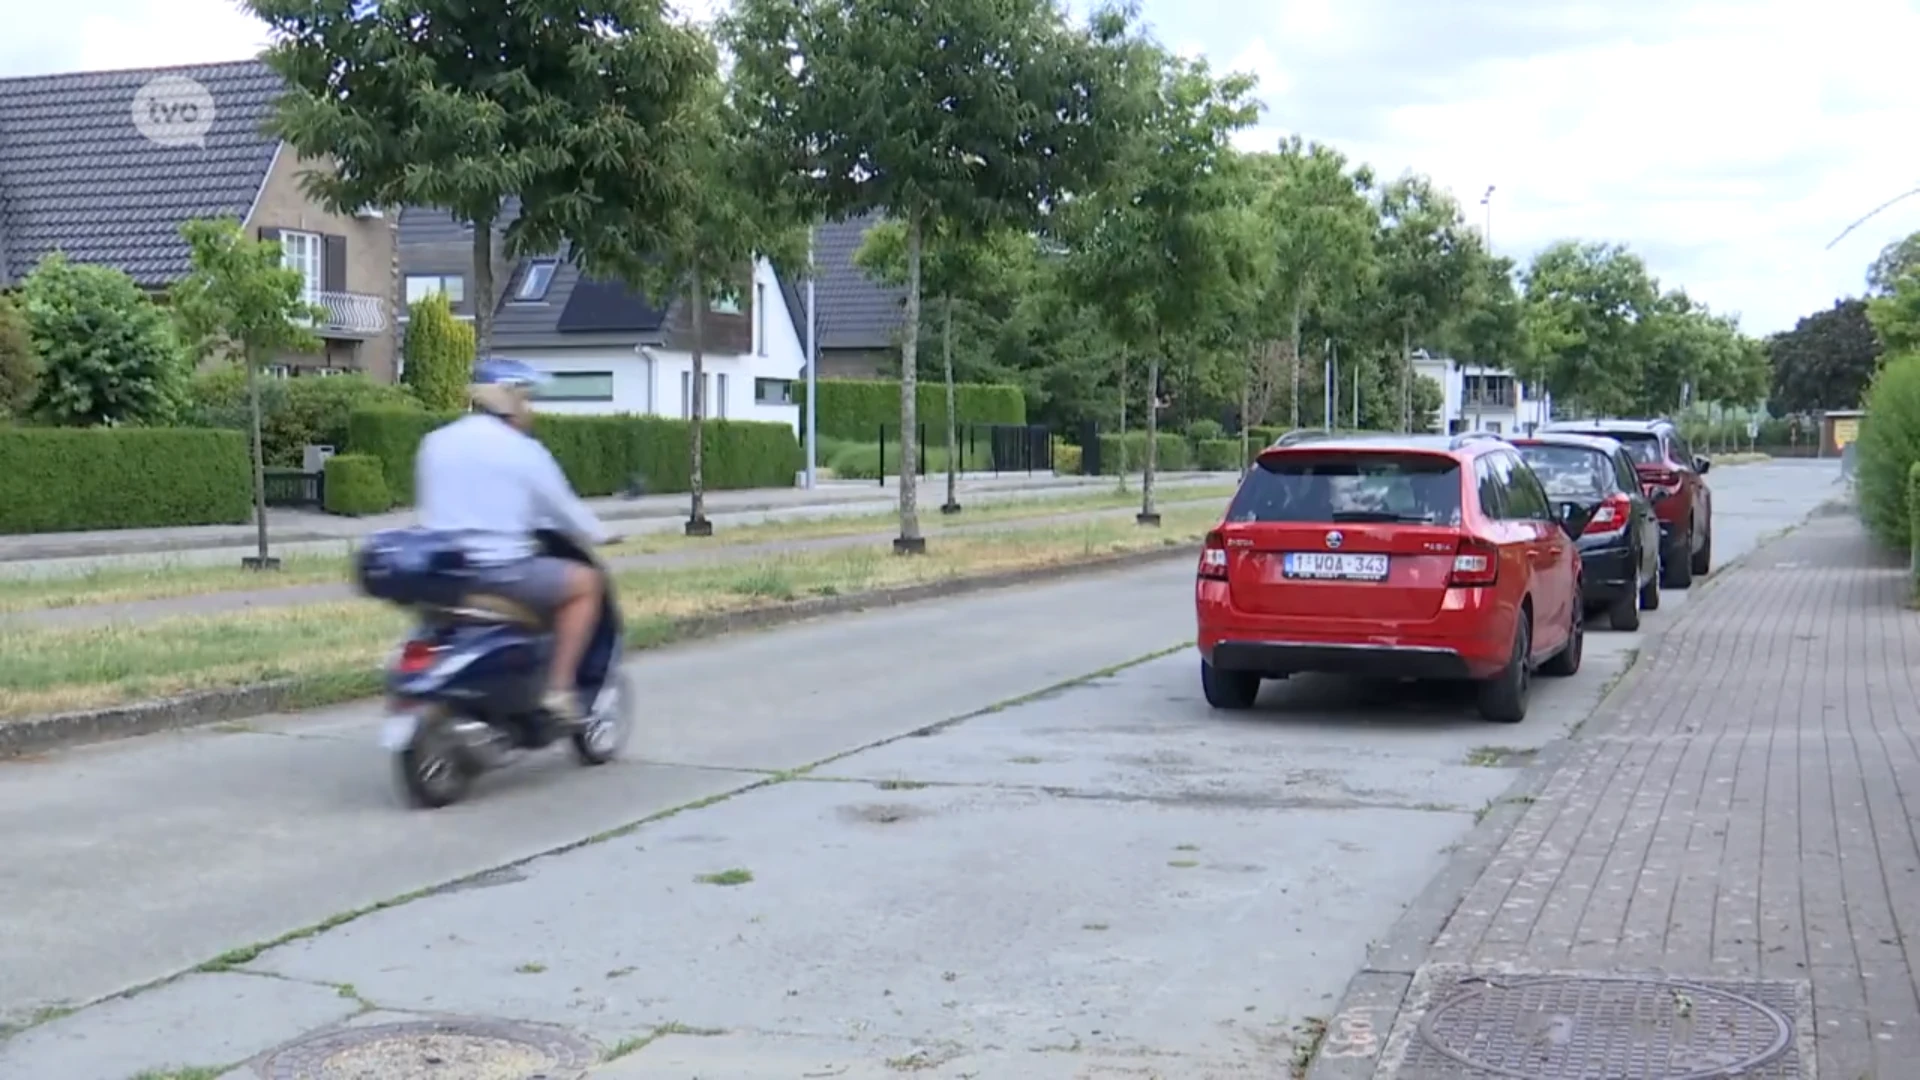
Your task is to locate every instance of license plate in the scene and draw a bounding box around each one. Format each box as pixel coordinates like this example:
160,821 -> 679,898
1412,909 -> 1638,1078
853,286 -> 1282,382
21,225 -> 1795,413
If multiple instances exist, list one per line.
1282,552 -> 1389,581
379,712 -> 420,750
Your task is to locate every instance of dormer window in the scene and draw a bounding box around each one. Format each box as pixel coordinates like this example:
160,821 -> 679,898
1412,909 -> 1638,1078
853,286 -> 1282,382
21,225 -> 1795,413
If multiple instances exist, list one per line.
516,260 -> 557,302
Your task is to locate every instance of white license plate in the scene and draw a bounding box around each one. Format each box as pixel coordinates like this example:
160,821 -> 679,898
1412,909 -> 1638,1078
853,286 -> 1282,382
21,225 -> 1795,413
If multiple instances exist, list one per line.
1282,552 -> 1390,581
379,712 -> 420,750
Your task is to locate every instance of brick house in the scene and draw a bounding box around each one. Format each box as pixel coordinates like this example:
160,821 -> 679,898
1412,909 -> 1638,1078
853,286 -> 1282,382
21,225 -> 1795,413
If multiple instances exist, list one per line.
0,59 -> 396,379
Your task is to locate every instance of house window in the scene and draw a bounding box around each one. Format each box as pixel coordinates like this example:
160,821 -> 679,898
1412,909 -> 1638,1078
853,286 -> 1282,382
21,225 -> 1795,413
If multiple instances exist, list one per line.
755,282 -> 766,356
755,378 -> 792,405
280,231 -> 322,303
404,274 -> 465,307
716,372 -> 729,418
531,371 -> 614,402
680,371 -> 691,418
710,289 -> 740,315
516,261 -> 557,302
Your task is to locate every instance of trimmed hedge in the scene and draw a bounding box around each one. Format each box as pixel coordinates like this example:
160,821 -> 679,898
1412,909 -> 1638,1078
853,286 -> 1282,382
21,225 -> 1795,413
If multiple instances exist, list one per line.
1096,432 -> 1191,474
792,378 -> 1025,439
323,453 -> 391,516
186,367 -> 417,468
0,427 -> 250,533
1857,355 -> 1920,549
1195,438 -> 1239,471
348,409 -> 805,505
1910,462 -> 1920,594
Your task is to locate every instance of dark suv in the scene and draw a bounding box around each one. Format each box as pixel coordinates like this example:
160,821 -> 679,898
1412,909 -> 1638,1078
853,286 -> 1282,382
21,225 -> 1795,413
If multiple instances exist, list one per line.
1537,418 -> 1712,587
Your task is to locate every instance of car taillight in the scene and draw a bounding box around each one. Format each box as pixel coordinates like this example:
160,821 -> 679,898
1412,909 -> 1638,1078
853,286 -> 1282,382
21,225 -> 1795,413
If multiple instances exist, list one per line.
1198,530 -> 1229,580
1641,467 -> 1680,488
1584,494 -> 1632,536
1449,537 -> 1500,587
397,640 -> 440,674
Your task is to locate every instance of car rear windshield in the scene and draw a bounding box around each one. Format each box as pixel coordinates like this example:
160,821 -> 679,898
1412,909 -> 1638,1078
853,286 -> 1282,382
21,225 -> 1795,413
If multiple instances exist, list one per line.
1517,444 -> 1615,499
1227,452 -> 1463,524
1561,430 -> 1661,464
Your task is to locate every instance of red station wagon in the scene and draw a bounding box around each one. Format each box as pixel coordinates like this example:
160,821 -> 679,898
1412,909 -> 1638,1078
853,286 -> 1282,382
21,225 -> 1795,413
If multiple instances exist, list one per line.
1195,433 -> 1585,723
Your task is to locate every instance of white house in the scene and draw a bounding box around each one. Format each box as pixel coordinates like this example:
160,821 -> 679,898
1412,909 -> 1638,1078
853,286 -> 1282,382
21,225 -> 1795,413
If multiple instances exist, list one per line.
1410,349 -> 1552,436
397,206 -> 808,432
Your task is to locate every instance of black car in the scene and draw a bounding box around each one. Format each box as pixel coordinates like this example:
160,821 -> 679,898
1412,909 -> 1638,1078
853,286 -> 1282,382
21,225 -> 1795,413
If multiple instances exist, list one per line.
1512,433 -> 1662,630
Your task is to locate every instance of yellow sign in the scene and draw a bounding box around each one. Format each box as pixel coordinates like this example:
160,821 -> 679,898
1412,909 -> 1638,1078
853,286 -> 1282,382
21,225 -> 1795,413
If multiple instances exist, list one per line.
1833,418 -> 1860,448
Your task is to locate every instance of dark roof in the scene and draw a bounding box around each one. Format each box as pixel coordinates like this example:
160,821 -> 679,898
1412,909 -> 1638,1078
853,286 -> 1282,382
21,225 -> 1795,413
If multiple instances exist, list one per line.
0,59 -> 282,286
815,212 -> 906,351
554,277 -> 668,333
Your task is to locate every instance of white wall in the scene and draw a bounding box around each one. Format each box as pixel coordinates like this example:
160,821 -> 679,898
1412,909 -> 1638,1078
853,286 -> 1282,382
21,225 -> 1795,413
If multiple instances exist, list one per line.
500,258 -> 805,431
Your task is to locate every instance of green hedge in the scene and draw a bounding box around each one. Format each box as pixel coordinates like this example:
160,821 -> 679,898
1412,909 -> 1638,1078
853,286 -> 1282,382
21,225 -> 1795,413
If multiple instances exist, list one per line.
0,427 -> 250,533
791,378 -> 1025,439
187,367 -> 417,467
348,409 -> 804,506
323,453 -> 391,516
1096,431 -> 1190,474
1909,462 -> 1920,595
1857,355 -> 1920,549
1195,438 -> 1239,471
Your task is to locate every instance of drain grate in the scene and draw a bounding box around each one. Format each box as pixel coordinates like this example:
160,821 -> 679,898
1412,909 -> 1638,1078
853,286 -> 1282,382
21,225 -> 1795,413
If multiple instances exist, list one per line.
1397,974 -> 1801,1080
261,1016 -> 599,1080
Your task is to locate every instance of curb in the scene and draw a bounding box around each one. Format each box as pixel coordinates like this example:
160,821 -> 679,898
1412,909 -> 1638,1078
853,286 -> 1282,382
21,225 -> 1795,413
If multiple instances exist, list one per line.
0,541 -> 1200,759
1302,501 -> 1833,1080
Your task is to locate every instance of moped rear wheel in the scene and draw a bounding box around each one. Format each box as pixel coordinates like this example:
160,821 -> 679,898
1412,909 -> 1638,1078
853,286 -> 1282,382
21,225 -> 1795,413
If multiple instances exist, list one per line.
398,710 -> 474,808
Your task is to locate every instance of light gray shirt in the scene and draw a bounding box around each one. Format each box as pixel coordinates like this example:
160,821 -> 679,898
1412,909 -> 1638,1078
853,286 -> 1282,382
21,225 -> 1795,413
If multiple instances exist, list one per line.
414,414 -> 608,564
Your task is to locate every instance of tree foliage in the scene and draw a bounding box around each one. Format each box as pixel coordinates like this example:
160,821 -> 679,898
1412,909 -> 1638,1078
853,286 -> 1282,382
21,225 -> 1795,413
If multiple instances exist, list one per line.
1769,298 -> 1881,414
1868,269 -> 1920,356
0,294 -> 38,420
1869,231 -> 1920,296
19,254 -> 186,427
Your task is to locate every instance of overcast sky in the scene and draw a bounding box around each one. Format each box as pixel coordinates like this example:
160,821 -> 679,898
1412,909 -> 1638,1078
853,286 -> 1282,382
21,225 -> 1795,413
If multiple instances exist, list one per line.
5,0 -> 1918,335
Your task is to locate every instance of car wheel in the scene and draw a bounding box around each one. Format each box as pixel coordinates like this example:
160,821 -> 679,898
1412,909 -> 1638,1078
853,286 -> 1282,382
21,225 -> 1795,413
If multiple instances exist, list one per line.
1639,573 -> 1661,611
1542,596 -> 1584,676
1690,523 -> 1712,576
1609,584 -> 1641,631
1661,532 -> 1694,589
1201,659 -> 1260,710
1476,614 -> 1530,724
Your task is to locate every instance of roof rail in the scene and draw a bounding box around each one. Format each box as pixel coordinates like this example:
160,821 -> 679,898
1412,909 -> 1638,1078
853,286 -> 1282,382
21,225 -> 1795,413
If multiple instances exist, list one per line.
1450,431 -> 1509,450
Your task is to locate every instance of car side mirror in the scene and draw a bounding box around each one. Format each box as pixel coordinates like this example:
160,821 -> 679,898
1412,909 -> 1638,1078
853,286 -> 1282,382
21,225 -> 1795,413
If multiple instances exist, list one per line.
1694,456 -> 1711,475
1556,501 -> 1592,539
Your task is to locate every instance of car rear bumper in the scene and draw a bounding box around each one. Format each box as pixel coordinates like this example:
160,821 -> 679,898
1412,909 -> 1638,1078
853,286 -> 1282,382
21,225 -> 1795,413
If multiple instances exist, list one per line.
1207,639 -> 1475,680
1577,541 -> 1635,599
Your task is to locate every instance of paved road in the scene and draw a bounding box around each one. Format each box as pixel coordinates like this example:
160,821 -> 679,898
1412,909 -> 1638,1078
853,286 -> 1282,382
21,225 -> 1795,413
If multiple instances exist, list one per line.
0,460 -> 1841,1078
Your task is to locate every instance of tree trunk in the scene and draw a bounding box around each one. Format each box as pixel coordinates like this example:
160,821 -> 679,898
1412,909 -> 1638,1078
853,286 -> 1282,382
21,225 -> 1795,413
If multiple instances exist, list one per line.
1139,352 -> 1160,525
686,274 -> 711,536
471,214 -> 495,361
245,350 -> 271,568
1288,293 -> 1305,428
1116,350 -> 1129,491
941,293 -> 960,513
895,213 -> 925,552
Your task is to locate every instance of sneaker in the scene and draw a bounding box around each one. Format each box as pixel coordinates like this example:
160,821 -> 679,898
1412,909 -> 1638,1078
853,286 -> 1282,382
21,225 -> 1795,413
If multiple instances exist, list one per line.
542,688 -> 584,730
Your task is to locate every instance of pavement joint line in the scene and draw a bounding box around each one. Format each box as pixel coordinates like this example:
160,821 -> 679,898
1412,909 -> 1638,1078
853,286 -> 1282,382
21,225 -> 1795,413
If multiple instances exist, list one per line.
772,770 -> 1484,815
1301,501 -> 1833,1080
0,640 -> 1192,1047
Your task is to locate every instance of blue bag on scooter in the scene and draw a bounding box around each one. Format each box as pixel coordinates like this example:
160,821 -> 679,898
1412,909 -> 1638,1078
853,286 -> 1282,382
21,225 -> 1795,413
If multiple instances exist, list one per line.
354,528 -> 472,608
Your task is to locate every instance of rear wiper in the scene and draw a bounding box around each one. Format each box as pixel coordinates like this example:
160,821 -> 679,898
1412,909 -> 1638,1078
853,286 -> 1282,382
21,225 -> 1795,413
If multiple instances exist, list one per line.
1328,510 -> 1435,523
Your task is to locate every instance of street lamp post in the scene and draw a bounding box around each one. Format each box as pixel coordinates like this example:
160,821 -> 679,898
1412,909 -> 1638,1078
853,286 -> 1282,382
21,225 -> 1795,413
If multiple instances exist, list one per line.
1476,184 -> 1495,432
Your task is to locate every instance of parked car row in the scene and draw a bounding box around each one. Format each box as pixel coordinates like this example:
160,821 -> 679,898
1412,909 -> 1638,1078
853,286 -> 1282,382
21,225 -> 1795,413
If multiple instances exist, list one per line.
1194,418 -> 1715,723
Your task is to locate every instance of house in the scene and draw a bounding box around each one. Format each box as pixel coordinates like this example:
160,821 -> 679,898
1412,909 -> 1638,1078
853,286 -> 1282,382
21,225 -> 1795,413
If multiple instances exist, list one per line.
812,212 -> 906,378
1410,350 -> 1553,435
0,59 -> 397,378
398,205 -> 809,429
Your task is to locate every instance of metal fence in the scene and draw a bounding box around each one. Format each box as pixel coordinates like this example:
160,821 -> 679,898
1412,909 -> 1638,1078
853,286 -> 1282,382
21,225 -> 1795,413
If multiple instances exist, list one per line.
263,468 -> 325,508
876,423 -> 1054,483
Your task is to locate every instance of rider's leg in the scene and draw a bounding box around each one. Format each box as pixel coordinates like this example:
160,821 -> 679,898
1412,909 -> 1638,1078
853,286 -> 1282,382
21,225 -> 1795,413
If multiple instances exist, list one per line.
542,562 -> 603,722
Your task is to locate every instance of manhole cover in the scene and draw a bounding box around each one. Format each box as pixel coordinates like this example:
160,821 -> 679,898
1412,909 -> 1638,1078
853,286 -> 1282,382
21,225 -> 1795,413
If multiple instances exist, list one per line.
262,1017 -> 599,1080
1413,975 -> 1796,1080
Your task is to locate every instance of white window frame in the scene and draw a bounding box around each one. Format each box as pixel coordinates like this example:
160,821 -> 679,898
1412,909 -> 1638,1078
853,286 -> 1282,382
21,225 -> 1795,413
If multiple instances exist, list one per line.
281,230 -> 322,305
531,370 -> 614,402
710,288 -> 740,315
516,260 -> 557,302
680,370 -> 692,418
754,282 -> 767,356
404,274 -> 465,308
716,372 -> 729,418
755,377 -> 792,405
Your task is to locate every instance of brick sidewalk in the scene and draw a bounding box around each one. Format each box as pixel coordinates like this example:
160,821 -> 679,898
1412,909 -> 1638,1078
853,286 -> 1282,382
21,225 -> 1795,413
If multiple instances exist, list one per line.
1316,505 -> 1920,1080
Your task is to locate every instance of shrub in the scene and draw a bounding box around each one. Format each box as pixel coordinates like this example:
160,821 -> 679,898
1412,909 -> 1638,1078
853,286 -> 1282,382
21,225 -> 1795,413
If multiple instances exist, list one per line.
1186,418 -> 1225,442
1249,425 -> 1285,447
791,378 -> 1025,439
188,367 -> 415,466
1910,463 -> 1920,593
1096,432 -> 1190,474
401,293 -> 475,411
0,294 -> 38,419
0,427 -> 249,533
1856,355 -> 1920,548
20,253 -> 187,426
1053,440 -> 1083,475
1195,438 -> 1239,471
349,409 -> 804,504
323,453 -> 392,516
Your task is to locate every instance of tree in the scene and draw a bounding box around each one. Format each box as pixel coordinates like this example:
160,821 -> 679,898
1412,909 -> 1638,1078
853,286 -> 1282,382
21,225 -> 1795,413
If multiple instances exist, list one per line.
1868,269 -> 1920,356
249,0 -> 711,358
0,294 -> 37,420
171,218 -> 322,570
1372,175 -> 1478,429
571,62 -> 806,537
1769,298 -> 1881,414
1446,254 -> 1527,424
20,254 -> 186,427
1869,231 -> 1920,295
402,292 -> 477,410
724,0 -> 1142,552
1063,51 -> 1257,520
1516,240 -> 1659,416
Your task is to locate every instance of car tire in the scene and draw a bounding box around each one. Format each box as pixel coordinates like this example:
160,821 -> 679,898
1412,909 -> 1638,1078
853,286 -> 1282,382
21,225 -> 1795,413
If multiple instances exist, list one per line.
1542,596 -> 1584,676
1477,615 -> 1531,724
1690,523 -> 1712,577
1639,573 -> 1661,611
1661,533 -> 1694,589
1201,660 -> 1260,710
1609,585 -> 1641,631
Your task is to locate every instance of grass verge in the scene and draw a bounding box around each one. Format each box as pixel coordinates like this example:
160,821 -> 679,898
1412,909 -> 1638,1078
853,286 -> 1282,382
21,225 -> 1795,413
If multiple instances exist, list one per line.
0,507 -> 1217,721
0,484 -> 1233,614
